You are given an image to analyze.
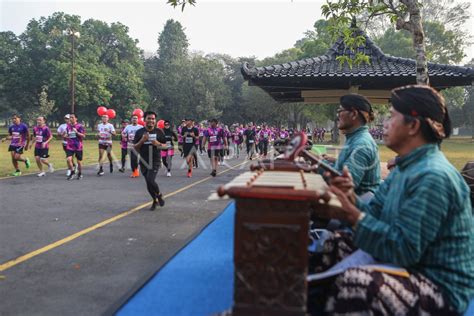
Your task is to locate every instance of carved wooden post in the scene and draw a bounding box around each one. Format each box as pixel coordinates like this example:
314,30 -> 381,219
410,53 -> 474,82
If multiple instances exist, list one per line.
232,198 -> 310,316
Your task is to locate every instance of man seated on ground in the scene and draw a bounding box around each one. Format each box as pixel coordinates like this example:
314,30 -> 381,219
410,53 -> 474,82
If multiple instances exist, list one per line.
323,94 -> 381,198
310,85 -> 474,315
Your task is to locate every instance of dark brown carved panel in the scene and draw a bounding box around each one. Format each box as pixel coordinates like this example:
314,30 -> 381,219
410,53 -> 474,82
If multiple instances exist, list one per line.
233,198 -> 310,316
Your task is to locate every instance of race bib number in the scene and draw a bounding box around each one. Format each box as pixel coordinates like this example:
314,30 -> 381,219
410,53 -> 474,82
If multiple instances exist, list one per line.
264,133 -> 268,138
234,135 -> 239,140
68,132 -> 77,139
199,132 -> 204,137
12,132 -> 20,139
128,134 -> 135,141
36,135 -> 43,143
248,139 -> 254,143
209,136 -> 217,143
100,132 -> 109,139
149,134 -> 157,141
185,137 -> 193,144
166,141 -> 172,148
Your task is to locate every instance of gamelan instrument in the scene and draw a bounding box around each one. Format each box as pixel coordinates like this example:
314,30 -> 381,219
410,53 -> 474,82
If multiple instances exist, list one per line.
218,168 -> 341,316
251,132 -> 342,177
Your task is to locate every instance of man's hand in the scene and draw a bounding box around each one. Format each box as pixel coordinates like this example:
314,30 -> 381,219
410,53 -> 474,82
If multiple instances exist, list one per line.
326,166 -> 356,204
316,186 -> 361,226
142,133 -> 149,142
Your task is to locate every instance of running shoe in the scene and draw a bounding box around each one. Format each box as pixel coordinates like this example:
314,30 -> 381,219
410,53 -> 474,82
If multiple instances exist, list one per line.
11,171 -> 21,177
166,171 -> 171,177
187,169 -> 192,178
37,172 -> 46,177
48,163 -> 54,173
157,194 -> 165,207
25,158 -> 31,169
210,170 -> 217,177
98,168 -> 104,176
76,173 -> 83,180
67,171 -> 75,180
118,168 -> 125,173
66,169 -> 71,177
150,200 -> 157,211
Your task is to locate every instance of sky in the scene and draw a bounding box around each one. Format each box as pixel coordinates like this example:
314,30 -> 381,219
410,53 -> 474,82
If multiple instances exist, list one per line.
1,0 -> 473,63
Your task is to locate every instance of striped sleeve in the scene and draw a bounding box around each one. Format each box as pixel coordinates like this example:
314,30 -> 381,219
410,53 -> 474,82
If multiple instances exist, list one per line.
354,172 -> 448,266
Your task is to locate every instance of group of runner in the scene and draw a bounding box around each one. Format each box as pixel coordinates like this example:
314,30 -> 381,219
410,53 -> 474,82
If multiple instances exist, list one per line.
2,112 -> 300,210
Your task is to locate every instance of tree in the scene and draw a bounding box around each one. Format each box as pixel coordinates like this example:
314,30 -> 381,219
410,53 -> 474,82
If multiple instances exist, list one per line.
1,12 -> 148,125
145,19 -> 191,122
321,0 -> 430,85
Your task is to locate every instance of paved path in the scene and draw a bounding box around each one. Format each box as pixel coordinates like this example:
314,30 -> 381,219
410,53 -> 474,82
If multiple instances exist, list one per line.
0,154 -> 250,316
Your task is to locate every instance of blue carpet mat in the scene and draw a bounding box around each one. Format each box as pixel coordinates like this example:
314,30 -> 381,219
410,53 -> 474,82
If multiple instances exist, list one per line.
117,201 -> 474,316
117,202 -> 235,316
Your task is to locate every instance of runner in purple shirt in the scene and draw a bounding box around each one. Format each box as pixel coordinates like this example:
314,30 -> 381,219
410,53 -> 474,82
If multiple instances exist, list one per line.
1,114 -> 30,176
64,114 -> 86,180
202,118 -> 227,177
30,116 -> 54,177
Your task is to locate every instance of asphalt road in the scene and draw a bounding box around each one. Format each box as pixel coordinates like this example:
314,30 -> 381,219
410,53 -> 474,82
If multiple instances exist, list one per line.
0,153 -> 250,316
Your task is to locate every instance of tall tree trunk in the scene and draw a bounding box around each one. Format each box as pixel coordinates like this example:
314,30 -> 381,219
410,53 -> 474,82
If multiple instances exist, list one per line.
398,0 -> 429,85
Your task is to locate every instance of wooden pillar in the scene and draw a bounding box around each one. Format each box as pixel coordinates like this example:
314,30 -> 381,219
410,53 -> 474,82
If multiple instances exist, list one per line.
232,198 -> 311,316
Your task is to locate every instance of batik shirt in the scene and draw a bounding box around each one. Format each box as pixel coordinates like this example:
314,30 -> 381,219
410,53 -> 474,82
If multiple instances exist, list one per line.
334,126 -> 381,195
354,144 -> 474,313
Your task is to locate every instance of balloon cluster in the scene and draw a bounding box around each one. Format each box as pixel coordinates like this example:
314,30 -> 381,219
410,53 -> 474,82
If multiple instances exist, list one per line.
97,106 -> 116,120
132,108 -> 146,126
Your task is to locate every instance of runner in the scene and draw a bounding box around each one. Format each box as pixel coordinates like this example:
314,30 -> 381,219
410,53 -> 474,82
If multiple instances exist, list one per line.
1,114 -> 30,176
193,119 -> 199,169
57,114 -> 75,176
181,118 -> 199,178
231,126 -> 243,158
133,111 -> 167,210
64,114 -> 85,180
96,114 -> 116,176
257,124 -> 272,159
202,118 -> 227,177
177,119 -> 185,158
122,115 -> 143,178
119,119 -> 129,173
243,123 -> 256,160
198,123 -> 205,155
161,120 -> 178,177
30,116 -> 54,177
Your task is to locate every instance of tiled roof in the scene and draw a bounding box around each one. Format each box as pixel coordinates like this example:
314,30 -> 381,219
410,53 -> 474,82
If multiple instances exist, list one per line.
241,31 -> 474,102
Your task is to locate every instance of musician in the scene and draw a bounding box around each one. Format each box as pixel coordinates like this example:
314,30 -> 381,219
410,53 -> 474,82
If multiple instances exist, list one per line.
310,85 -> 474,315
324,94 -> 381,197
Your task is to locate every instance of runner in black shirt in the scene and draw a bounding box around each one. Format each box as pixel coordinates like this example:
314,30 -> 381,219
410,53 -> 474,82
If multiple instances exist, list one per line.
243,123 -> 256,160
134,111 -> 167,210
181,118 -> 199,178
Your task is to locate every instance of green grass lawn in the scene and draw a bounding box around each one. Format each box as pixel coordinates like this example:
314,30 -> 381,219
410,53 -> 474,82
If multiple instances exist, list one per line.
377,137 -> 473,170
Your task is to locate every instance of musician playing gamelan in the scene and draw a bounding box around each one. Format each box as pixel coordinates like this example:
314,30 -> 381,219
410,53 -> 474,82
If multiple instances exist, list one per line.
310,85 -> 474,315
323,94 -> 381,198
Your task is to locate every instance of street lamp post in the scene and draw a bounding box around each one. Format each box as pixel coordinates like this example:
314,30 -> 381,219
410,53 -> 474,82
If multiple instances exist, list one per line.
64,29 -> 80,114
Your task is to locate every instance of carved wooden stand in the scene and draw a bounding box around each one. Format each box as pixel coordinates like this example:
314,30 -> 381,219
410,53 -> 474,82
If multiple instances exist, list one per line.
232,198 -> 311,316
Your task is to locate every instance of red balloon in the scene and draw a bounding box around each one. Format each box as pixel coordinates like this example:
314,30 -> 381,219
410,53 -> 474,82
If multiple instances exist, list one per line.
157,119 -> 165,129
106,109 -> 116,119
138,118 -> 145,126
132,108 -> 144,118
97,106 -> 107,116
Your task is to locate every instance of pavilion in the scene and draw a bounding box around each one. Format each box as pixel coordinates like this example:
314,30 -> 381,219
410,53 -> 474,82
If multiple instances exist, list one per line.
241,31 -> 474,104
